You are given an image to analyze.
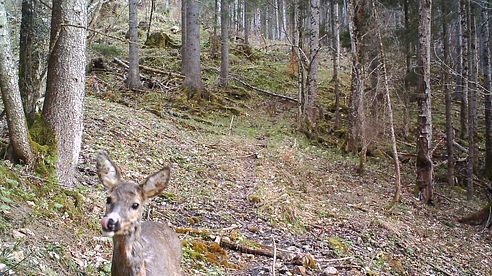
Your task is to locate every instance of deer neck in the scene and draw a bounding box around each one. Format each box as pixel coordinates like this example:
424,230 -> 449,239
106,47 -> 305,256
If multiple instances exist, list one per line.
112,223 -> 146,276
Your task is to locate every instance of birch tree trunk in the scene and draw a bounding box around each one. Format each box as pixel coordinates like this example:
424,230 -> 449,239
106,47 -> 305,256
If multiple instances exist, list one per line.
42,0 -> 87,187
0,0 -> 34,165
415,0 -> 433,204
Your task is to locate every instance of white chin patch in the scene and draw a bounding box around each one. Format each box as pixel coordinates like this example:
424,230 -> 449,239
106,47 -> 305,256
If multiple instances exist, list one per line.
103,231 -> 115,237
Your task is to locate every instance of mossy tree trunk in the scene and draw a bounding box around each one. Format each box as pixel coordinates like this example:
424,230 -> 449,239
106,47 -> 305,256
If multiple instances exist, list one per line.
0,0 -> 34,165
42,0 -> 87,187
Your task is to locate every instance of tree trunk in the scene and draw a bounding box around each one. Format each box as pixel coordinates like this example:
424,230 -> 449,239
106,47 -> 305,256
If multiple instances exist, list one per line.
460,0 -> 469,140
305,0 -> 320,128
372,0 -> 401,204
332,0 -> 341,130
467,2 -> 477,200
183,0 -> 203,97
219,0 -> 229,87
402,0 -> 411,140
346,0 -> 366,162
0,0 -> 34,165
416,0 -> 433,204
211,0 -> 219,58
42,0 -> 87,187
244,0 -> 249,45
181,0 -> 188,73
127,0 -> 141,89
442,0 -> 455,186
19,0 -> 50,122
485,0 -> 492,181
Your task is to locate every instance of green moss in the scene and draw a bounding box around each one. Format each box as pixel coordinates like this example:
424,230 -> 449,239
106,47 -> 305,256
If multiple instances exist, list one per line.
29,115 -> 58,189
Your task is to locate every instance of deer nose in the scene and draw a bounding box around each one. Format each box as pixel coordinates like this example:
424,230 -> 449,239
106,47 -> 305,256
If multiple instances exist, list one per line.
101,216 -> 121,232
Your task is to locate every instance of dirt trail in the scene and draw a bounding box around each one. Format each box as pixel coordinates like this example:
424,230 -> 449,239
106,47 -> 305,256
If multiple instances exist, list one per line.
75,96 -> 492,275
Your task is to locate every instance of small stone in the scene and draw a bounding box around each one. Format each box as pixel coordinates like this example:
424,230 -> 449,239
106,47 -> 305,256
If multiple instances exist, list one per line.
12,230 -> 26,239
321,266 -> 338,275
0,263 -> 6,272
26,201 -> 35,207
292,266 -> 307,275
18,228 -> 34,236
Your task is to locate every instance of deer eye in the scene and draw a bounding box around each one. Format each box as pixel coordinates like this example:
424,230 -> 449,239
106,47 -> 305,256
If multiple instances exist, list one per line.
106,197 -> 112,204
131,203 -> 139,210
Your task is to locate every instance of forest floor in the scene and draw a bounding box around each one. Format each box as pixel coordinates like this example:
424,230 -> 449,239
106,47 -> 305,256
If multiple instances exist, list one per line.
1,90 -> 490,275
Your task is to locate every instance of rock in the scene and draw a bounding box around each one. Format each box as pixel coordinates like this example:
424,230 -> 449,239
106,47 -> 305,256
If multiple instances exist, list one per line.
18,228 -> 35,236
321,266 -> 338,275
145,32 -> 179,49
292,266 -> 307,275
0,263 -> 6,272
12,229 -> 26,239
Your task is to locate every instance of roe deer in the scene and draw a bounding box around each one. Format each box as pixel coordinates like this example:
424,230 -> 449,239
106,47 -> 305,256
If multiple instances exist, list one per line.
97,152 -> 182,276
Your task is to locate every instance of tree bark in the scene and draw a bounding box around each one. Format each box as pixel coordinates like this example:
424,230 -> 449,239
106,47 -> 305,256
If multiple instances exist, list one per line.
346,0 -> 366,163
183,0 -> 203,97
485,0 -> 492,181
127,0 -> 141,89
305,0 -> 320,128
219,0 -> 229,87
0,0 -> 34,165
466,2 -> 477,200
442,0 -> 455,186
19,0 -> 50,121
416,0 -> 433,204
42,0 -> 87,187
332,0 -> 341,130
460,0 -> 469,140
181,0 -> 188,73
244,0 -> 249,45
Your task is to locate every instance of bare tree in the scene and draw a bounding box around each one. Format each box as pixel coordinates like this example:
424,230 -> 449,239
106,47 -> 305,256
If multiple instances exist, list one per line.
0,0 -> 34,165
42,0 -> 87,187
415,0 -> 433,204
127,0 -> 141,89
372,0 -> 401,205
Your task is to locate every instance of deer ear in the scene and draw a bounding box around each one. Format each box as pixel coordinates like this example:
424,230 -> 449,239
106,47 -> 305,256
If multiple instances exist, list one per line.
141,167 -> 170,199
96,152 -> 122,189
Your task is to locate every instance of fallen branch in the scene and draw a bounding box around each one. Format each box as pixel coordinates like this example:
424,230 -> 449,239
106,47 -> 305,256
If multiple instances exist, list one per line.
113,57 -> 185,80
204,67 -> 298,103
219,238 -> 291,260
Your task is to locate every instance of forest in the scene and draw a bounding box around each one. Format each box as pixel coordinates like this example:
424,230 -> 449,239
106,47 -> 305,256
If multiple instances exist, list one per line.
0,0 -> 491,275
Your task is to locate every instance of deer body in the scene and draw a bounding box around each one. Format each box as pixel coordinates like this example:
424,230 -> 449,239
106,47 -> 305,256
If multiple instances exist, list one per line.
96,152 -> 182,276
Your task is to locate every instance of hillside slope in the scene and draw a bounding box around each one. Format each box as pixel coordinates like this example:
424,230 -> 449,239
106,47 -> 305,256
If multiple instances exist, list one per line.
0,96 -> 490,275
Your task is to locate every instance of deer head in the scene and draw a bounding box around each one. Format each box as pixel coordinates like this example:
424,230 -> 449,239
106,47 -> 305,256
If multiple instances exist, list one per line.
96,152 -> 170,237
